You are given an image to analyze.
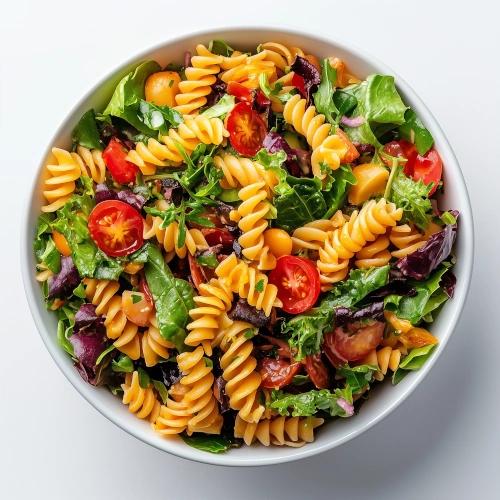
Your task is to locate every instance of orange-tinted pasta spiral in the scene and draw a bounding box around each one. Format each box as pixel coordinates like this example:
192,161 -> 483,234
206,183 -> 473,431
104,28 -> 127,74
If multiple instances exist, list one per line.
121,371 -> 161,422
142,323 -> 174,367
328,57 -> 361,88
220,50 -> 276,88
259,42 -> 305,70
175,44 -> 223,115
84,279 -> 141,360
177,346 -> 223,434
389,222 -> 442,259
355,235 -> 391,268
215,253 -> 282,316
357,347 -> 402,382
42,148 -> 81,212
234,415 -> 324,447
185,279 -> 233,355
71,146 -> 106,184
153,383 -> 191,436
219,320 -> 265,423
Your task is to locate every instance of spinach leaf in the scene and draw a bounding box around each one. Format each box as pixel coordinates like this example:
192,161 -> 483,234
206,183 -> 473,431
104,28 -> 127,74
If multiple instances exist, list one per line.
137,100 -> 183,135
95,344 -> 116,365
57,320 -> 75,358
399,109 -> 434,156
152,380 -> 169,404
291,375 -> 312,385
336,364 -> 378,394
34,235 -> 61,274
112,353 -> 134,372
208,39 -> 234,57
196,252 -> 219,267
255,149 -> 289,194
259,74 -> 295,105
392,344 -> 437,385
144,245 -> 195,350
268,387 -> 354,418
137,367 -> 151,388
274,178 -> 327,232
313,59 -> 339,125
103,60 -> 162,134
384,265 -> 450,324
389,164 -> 433,229
202,94 -> 235,119
37,213 -> 54,237
323,164 -> 357,217
71,109 -> 103,150
181,433 -> 231,454
333,89 -> 358,117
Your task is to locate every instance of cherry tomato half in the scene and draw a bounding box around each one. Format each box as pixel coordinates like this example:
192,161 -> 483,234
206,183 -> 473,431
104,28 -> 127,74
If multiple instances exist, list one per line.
201,228 -> 235,250
88,200 -> 143,257
102,138 -> 139,184
187,253 -> 207,293
333,321 -> 385,361
227,81 -> 253,102
306,352 -> 331,389
412,149 -> 443,196
226,101 -> 267,156
322,333 -> 348,369
259,357 -> 302,389
336,128 -> 360,163
268,256 -> 320,314
138,274 -> 154,309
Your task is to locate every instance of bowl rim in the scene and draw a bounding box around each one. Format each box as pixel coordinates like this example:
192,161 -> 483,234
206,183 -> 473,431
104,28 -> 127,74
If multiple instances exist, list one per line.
21,24 -> 474,467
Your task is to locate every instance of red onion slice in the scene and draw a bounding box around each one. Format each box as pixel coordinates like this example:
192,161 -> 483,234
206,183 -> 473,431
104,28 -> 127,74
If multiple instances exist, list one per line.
340,115 -> 365,127
337,397 -> 355,416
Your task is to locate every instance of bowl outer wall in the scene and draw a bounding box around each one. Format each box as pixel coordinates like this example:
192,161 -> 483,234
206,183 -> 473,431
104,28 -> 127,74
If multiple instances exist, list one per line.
21,25 -> 474,467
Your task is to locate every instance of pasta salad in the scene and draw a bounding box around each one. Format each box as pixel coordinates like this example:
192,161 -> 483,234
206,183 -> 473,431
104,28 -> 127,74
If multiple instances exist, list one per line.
34,40 -> 458,453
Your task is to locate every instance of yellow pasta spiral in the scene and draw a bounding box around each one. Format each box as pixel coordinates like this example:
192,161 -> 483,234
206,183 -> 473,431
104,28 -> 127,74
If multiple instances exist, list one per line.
220,50 -> 276,88
234,415 -> 324,447
177,346 -> 223,434
219,320 -> 264,423
35,263 -> 54,282
153,384 -> 191,436
126,116 -> 229,174
42,148 -> 81,212
355,235 -> 391,268
328,57 -> 361,88
389,222 -> 442,259
121,371 -> 161,422
358,347 -> 402,382
215,254 -> 282,316
185,279 -> 233,356
142,324 -> 174,367
175,45 -> 223,115
291,212 -> 348,252
84,279 -> 141,360
143,200 -> 208,262
259,42 -> 305,70
71,146 -> 106,183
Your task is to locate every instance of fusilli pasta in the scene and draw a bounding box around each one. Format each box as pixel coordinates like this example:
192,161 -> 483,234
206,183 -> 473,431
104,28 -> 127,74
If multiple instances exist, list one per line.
42,148 -> 81,212
389,222 -> 442,258
153,383 -> 191,436
71,145 -> 106,184
121,371 -> 161,422
142,324 -> 174,367
328,57 -> 361,88
259,42 -> 305,70
355,235 -> 391,268
220,50 -> 276,88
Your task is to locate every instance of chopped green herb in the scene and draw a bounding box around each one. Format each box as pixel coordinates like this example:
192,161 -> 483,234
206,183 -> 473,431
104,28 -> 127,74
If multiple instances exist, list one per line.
131,294 -> 142,304
255,279 -> 265,293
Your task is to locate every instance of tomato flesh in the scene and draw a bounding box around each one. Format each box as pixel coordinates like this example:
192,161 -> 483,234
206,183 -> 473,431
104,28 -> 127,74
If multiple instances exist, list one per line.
337,128 -> 360,163
306,352 -> 331,389
260,334 -> 293,360
187,253 -> 207,293
259,358 -> 301,389
102,138 -> 139,184
268,256 -> 320,314
227,81 -> 253,102
138,274 -> 154,309
292,73 -> 306,98
413,150 -> 442,195
322,333 -> 348,369
226,101 -> 267,156
201,228 -> 235,251
333,321 -> 385,361
88,200 -> 143,257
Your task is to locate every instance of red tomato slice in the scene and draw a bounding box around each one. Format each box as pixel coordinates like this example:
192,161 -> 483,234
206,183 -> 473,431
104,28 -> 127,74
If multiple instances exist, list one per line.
260,334 -> 293,360
187,253 -> 207,293
382,139 -> 418,176
333,321 -> 385,361
292,73 -> 306,98
88,200 -> 143,257
322,334 -> 347,369
259,358 -> 302,389
255,90 -> 271,108
102,138 -> 139,184
336,128 -> 360,163
226,101 -> 267,156
413,149 -> 443,195
201,228 -> 235,250
227,81 -> 253,102
268,256 -> 320,314
306,353 -> 330,389
138,274 -> 154,309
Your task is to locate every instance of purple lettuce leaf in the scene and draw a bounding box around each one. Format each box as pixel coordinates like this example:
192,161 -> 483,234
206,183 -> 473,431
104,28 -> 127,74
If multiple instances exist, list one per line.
69,331 -> 110,371
213,201 -> 237,226
334,302 -> 384,328
395,221 -> 458,280
353,143 -> 376,154
214,376 -> 230,413
441,271 -> 457,298
47,256 -> 81,300
368,268 -> 417,300
290,56 -> 321,104
263,131 -> 312,176
117,190 -> 146,212
160,178 -> 183,206
206,78 -> 227,107
231,298 -> 270,327
95,183 -> 118,204
263,131 -> 295,160
74,304 -> 103,332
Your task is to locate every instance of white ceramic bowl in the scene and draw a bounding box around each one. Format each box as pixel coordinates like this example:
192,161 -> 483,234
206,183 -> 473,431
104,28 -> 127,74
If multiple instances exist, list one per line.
21,26 -> 474,466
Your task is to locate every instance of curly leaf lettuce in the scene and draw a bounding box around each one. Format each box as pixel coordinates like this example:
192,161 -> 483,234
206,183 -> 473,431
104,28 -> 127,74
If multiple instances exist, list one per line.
392,344 -> 437,385
313,59 -> 339,125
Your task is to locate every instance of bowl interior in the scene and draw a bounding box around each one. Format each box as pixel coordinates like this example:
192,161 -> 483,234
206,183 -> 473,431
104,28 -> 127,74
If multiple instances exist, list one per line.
21,26 -> 473,466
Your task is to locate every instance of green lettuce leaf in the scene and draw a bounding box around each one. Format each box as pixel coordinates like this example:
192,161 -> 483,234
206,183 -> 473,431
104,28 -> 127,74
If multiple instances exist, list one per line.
323,164 -> 357,217
137,100 -> 183,135
181,433 -> 231,453
333,89 -> 358,117
34,235 -> 61,274
71,109 -> 103,151
202,94 -> 235,119
392,344 -> 437,385
144,245 -> 195,350
336,364 -> 378,394
260,73 -> 295,105
398,109 -> 434,156
208,39 -> 234,57
313,59 -> 338,125
112,353 -> 134,373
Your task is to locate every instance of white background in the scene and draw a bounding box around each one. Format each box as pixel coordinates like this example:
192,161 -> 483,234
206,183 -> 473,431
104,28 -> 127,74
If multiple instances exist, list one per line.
1,0 -> 499,498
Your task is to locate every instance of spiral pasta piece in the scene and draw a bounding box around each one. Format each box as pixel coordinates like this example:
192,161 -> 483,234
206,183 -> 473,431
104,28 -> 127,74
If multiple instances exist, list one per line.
121,371 -> 161,422
234,415 -> 324,447
259,42 -> 305,70
185,279 -> 233,355
142,324 -> 174,367
328,57 -> 361,88
358,347 -> 402,382
175,45 -> 223,115
153,384 -> 191,436
126,116 -> 229,173
143,200 -> 208,262
42,148 -> 81,212
35,263 -> 54,282
220,50 -> 276,88
84,279 -> 141,360
291,213 -> 348,252
71,146 -> 106,183
355,235 -> 391,268
219,321 -> 264,423
215,254 -> 282,316
177,346 -> 223,434
389,222 -> 442,259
